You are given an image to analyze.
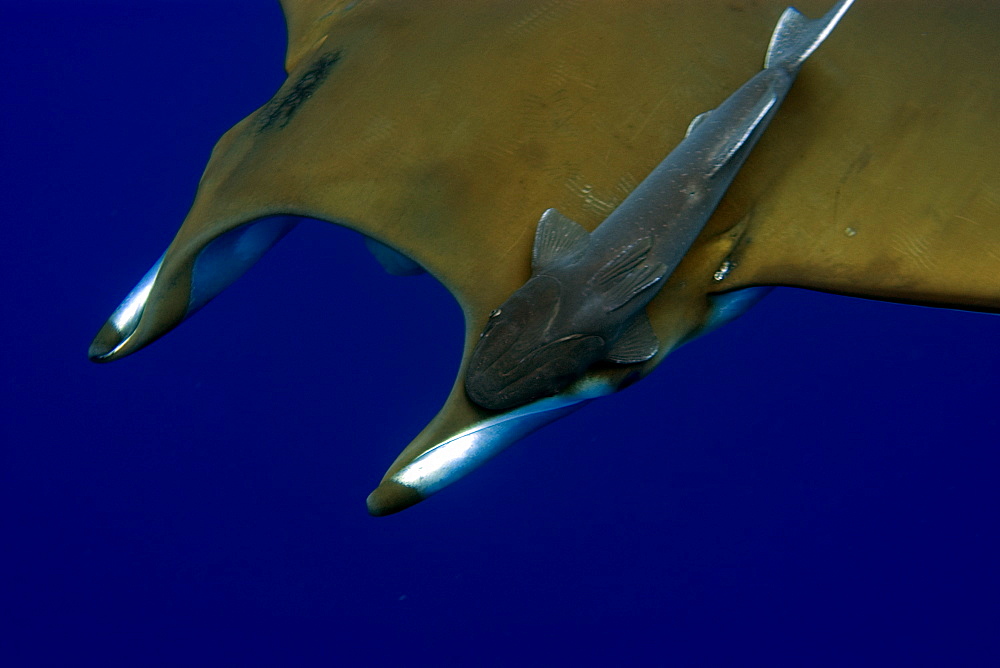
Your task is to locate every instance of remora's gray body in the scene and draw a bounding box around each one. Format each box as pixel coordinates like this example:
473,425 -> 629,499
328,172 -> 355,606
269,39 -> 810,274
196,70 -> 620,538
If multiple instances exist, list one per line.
466,0 -> 854,411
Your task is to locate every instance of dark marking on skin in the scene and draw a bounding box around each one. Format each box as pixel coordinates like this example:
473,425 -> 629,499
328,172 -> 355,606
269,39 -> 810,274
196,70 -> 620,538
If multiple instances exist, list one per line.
257,51 -> 342,133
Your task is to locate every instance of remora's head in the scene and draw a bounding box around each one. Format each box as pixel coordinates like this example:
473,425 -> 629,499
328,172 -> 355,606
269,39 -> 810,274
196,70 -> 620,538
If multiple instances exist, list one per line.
465,275 -> 608,411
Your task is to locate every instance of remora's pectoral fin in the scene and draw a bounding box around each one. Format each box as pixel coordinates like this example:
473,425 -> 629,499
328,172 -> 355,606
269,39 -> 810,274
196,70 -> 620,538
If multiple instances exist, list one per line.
714,1 -> 1000,313
531,208 -> 590,272
606,312 -> 659,363
593,238 -> 668,312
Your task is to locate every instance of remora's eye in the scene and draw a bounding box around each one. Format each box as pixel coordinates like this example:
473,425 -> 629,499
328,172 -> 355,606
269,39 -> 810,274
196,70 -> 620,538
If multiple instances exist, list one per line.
489,309 -> 502,318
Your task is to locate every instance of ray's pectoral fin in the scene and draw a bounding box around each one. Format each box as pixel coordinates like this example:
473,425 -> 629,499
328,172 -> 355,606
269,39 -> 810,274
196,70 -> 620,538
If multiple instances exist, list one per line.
709,0 -> 999,314
716,111 -> 1000,313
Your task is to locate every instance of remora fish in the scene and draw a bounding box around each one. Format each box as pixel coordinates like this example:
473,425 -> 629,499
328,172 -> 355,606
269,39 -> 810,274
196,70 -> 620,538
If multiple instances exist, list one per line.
465,0 -> 855,411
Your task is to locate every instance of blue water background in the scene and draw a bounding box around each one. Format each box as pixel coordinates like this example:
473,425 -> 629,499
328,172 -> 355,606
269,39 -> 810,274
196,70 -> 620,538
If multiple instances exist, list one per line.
4,2 -> 998,664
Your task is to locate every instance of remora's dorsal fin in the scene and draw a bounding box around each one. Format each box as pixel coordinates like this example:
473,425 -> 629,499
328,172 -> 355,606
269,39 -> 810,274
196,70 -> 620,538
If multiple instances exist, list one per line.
531,208 -> 590,272
592,238 -> 668,311
605,311 -> 659,363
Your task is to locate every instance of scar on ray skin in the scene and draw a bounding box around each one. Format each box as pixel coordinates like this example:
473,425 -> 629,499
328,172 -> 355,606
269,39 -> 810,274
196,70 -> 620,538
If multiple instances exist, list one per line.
257,51 -> 343,133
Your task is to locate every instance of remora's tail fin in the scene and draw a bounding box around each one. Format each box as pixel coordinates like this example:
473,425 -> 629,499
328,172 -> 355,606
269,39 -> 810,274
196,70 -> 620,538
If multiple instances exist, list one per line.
765,0 -> 854,71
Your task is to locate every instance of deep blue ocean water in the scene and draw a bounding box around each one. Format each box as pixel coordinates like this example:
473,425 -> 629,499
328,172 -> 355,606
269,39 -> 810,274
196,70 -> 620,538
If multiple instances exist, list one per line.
4,2 -> 998,664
